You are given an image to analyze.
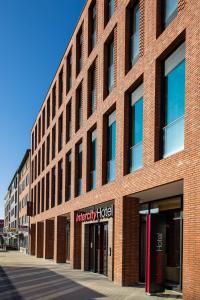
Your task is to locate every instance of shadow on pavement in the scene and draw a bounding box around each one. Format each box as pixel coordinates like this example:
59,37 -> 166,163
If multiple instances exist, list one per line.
0,266 -> 23,300
0,266 -> 105,300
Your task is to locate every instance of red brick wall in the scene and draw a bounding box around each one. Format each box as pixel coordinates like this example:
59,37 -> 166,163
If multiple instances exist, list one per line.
30,0 -> 200,298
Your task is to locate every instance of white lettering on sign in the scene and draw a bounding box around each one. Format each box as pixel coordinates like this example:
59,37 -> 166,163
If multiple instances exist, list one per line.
156,233 -> 163,252
76,205 -> 113,223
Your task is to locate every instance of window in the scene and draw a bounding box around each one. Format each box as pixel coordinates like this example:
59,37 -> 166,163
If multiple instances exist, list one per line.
35,125 -> 37,150
46,134 -> 50,166
129,84 -> 143,172
76,83 -> 83,131
42,142 -> 45,171
38,117 -> 41,143
52,125 -> 56,159
31,161 -> 34,183
57,160 -> 63,205
104,34 -> 115,97
163,0 -> 178,28
32,132 -> 34,154
88,128 -> 97,191
76,142 -> 83,196
34,186 -> 36,215
106,110 -> 116,182
88,1 -> 96,54
162,43 -> 185,158
52,83 -> 56,120
105,0 -> 115,26
58,114 -> 63,152
35,155 -> 37,180
126,1 -> 140,70
47,97 -> 50,128
76,26 -> 83,76
58,68 -> 63,107
42,107 -> 46,137
46,172 -> 50,210
41,177 -> 44,212
51,167 -> 56,208
88,62 -> 96,117
38,149 -> 41,176
66,101 -> 72,143
66,50 -> 72,93
65,151 -> 72,201
37,181 -> 40,214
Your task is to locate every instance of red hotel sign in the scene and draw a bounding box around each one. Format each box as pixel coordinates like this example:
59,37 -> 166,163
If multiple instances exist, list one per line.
76,205 -> 113,223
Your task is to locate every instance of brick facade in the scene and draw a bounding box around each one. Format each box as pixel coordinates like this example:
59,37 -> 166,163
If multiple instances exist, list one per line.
30,1 -> 200,299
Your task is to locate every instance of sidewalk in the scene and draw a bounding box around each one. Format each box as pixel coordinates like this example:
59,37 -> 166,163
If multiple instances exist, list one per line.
0,251 -> 182,300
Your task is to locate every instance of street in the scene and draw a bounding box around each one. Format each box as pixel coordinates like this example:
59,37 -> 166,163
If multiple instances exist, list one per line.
0,251 -> 182,300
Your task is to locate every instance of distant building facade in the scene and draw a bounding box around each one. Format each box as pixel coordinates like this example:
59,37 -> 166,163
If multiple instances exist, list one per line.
18,150 -> 31,253
0,219 -> 4,236
4,172 -> 19,249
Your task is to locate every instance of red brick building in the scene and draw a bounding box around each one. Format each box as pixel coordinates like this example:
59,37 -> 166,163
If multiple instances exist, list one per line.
30,0 -> 200,299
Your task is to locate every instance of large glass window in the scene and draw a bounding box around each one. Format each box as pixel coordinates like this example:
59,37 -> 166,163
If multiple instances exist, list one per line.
89,129 -> 97,190
42,107 -> 45,136
89,1 -> 96,53
59,68 -> 63,107
58,114 -> 63,152
65,151 -> 71,201
129,84 -> 143,172
46,134 -> 50,166
163,43 -> 185,158
46,172 -> 50,210
51,167 -> 56,208
164,0 -> 178,28
77,142 -> 83,196
47,97 -> 50,128
107,111 -> 116,182
76,26 -> 83,75
105,0 -> 115,25
67,50 -> 72,93
108,39 -> 114,94
57,160 -> 63,205
52,125 -> 56,159
76,85 -> 83,131
66,101 -> 72,143
52,83 -> 56,120
130,2 -> 140,65
88,63 -> 96,117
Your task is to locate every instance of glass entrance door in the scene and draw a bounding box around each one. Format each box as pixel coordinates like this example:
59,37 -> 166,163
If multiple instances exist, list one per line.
139,197 -> 182,291
88,222 -> 108,276
165,210 -> 182,290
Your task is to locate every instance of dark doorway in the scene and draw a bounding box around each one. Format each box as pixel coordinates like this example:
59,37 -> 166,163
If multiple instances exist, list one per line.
139,197 -> 182,291
88,222 -> 108,276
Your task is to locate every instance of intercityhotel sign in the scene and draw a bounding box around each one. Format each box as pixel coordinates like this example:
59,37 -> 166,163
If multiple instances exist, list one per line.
76,205 -> 113,223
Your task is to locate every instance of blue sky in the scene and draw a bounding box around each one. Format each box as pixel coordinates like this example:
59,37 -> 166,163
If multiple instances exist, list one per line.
0,0 -> 85,218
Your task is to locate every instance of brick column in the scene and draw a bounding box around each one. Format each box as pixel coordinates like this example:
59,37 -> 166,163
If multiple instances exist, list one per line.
70,211 -> 82,269
114,196 -> 139,286
45,219 -> 54,259
30,223 -> 36,255
122,197 -> 140,285
36,221 -> 44,258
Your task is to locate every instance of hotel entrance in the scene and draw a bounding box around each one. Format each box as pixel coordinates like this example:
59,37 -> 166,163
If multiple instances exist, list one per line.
139,196 -> 183,292
87,222 -> 108,276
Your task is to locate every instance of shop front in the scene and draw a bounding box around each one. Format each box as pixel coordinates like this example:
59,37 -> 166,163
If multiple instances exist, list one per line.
75,201 -> 114,280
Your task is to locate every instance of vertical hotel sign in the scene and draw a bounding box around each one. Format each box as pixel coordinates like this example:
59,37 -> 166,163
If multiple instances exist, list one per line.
146,214 -> 166,294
